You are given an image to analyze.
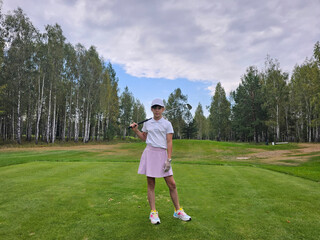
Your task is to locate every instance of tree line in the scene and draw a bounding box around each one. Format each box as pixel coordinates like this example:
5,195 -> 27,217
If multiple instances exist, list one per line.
187,46 -> 320,143
155,44 -> 320,143
1,5 -> 319,144
0,7 -> 147,143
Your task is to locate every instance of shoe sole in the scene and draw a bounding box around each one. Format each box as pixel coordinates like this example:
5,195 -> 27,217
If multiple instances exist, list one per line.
151,221 -> 160,224
173,215 -> 191,221
150,218 -> 161,224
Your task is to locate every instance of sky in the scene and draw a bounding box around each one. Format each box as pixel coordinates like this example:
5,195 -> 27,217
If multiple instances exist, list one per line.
2,0 -> 320,117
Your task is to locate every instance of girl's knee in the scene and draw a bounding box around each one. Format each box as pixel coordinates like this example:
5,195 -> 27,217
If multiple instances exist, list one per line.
147,178 -> 155,189
168,181 -> 176,190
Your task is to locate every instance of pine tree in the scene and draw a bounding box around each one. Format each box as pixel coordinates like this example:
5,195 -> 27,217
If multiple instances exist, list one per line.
209,83 -> 231,141
120,86 -> 134,138
231,66 -> 267,142
194,103 -> 207,139
182,110 -> 197,139
165,88 -> 189,139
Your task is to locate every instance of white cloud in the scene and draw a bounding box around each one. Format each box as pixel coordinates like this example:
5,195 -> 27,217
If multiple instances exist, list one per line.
3,0 -> 320,96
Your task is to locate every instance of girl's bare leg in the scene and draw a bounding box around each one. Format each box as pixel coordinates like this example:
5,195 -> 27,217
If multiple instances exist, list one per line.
164,176 -> 180,210
147,177 -> 156,210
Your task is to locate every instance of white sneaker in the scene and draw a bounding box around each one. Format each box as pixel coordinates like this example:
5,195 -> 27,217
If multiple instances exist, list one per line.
173,208 -> 191,221
149,211 -> 161,224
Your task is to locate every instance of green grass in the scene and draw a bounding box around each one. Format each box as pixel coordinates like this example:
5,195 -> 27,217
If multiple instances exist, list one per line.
0,140 -> 301,168
0,140 -> 320,239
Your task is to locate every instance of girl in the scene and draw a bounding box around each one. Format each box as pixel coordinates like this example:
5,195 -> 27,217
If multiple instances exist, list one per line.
130,98 -> 191,225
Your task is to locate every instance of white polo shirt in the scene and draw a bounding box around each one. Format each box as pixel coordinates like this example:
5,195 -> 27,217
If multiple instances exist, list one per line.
142,117 -> 174,149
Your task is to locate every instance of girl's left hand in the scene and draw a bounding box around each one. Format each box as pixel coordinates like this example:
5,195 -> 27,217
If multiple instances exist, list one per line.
163,159 -> 171,172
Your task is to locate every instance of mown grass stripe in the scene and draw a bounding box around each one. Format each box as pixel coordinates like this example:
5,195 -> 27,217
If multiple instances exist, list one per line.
1,161 -> 320,239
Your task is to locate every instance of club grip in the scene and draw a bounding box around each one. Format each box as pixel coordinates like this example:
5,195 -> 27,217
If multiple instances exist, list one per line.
128,118 -> 152,129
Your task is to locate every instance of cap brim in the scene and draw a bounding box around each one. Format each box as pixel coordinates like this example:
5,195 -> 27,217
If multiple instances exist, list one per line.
151,104 -> 164,107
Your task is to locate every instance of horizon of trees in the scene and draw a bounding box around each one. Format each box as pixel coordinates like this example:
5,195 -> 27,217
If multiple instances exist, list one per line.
0,7 -> 147,144
1,5 -> 320,144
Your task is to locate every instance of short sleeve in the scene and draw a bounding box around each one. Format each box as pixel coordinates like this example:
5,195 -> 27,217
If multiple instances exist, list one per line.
142,122 -> 147,132
166,122 -> 174,134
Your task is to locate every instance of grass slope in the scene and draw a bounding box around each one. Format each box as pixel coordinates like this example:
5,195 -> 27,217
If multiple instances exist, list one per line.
0,140 -> 320,239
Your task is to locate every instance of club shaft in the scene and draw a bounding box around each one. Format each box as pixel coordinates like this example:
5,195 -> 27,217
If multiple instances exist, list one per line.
128,118 -> 152,129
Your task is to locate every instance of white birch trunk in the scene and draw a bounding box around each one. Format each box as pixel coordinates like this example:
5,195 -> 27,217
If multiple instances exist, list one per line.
123,127 -> 126,139
105,99 -> 110,139
87,109 -> 95,142
12,107 -> 15,141
16,89 -> 21,144
88,107 -> 91,141
52,95 -> 57,143
74,92 -> 79,142
26,95 -> 31,141
83,101 -> 89,143
81,100 -> 85,139
301,119 -> 304,142
27,113 -> 32,141
309,114 -> 312,143
55,106 -> 59,142
276,103 -> 280,141
285,107 -> 289,141
68,87 -> 72,141
62,97 -> 67,141
97,113 -> 101,141
46,84 -> 52,143
102,116 -> 106,140
106,114 -> 109,132
36,75 -> 45,144
316,120 -> 319,142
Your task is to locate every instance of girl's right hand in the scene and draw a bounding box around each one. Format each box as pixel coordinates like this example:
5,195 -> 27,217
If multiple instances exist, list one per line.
130,122 -> 138,131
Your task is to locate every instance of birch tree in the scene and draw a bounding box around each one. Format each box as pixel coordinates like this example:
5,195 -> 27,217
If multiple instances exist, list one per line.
63,43 -> 78,141
34,38 -> 46,144
290,59 -> 319,142
3,8 -> 38,144
262,57 -> 289,142
101,63 -> 119,140
45,24 -> 65,143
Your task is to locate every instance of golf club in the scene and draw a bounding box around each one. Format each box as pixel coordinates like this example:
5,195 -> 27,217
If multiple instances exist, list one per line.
128,104 -> 192,129
128,118 -> 152,129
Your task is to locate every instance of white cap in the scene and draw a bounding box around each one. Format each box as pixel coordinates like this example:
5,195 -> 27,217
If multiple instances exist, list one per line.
151,98 -> 164,107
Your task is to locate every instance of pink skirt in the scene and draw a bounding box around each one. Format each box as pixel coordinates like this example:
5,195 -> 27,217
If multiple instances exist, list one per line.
138,145 -> 173,178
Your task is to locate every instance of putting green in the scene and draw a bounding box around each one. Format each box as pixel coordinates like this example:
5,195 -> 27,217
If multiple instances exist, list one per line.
1,161 -> 320,240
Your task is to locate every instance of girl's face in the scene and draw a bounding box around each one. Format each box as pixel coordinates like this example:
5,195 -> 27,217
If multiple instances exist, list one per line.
151,105 -> 165,119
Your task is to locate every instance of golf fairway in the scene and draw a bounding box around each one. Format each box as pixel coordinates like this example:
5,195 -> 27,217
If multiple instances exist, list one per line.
1,161 -> 320,240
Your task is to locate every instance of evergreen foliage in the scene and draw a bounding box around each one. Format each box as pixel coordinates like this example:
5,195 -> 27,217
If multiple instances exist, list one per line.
209,83 -> 231,141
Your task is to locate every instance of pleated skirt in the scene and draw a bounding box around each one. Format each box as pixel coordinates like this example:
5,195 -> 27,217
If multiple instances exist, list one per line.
138,145 -> 173,178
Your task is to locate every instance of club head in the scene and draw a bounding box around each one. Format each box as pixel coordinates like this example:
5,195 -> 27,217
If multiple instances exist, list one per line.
186,104 -> 192,110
